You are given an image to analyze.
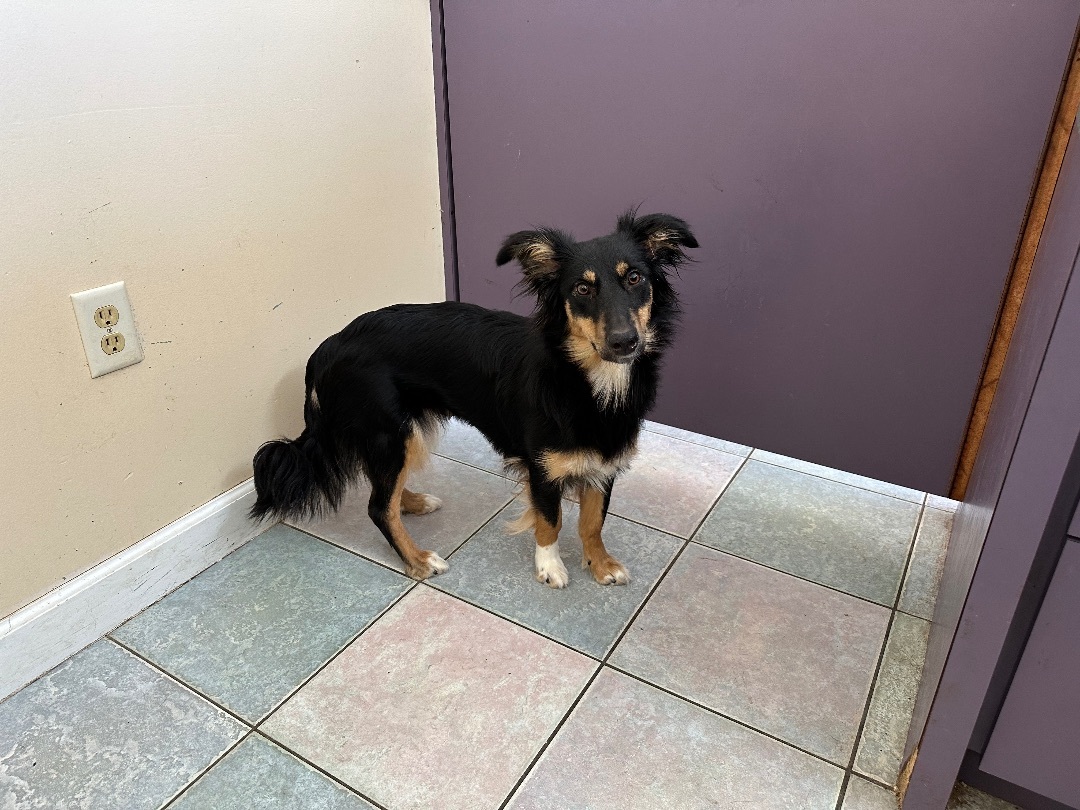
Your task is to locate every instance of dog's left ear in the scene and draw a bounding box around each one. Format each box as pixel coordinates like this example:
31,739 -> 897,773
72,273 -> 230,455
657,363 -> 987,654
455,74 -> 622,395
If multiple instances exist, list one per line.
617,212 -> 698,267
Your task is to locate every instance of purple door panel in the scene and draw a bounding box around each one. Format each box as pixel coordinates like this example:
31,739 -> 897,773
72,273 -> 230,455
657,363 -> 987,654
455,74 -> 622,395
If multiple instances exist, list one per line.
439,0 -> 1079,493
981,541 -> 1080,808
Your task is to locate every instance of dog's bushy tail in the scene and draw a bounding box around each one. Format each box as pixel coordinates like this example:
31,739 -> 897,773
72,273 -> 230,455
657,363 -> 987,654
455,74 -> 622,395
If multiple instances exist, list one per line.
249,389 -> 351,523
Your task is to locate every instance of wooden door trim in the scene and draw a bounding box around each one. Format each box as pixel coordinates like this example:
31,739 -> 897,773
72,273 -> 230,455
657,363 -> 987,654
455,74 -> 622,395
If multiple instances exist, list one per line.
951,40 -> 1080,499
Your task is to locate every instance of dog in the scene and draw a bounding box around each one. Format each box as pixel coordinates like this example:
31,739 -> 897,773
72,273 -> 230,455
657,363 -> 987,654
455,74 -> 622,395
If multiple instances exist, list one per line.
250,210 -> 697,588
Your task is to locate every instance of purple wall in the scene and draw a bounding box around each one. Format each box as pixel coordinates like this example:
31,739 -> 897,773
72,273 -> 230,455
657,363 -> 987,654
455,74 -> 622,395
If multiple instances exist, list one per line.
436,0 -> 1078,494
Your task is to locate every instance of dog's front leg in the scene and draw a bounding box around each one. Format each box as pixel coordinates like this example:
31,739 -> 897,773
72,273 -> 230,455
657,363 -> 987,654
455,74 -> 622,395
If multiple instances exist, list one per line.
528,473 -> 568,589
579,479 -> 630,585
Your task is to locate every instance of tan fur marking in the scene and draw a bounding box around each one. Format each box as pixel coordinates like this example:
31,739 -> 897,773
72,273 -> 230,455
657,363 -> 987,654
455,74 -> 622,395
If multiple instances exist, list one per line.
309,387 -> 320,410
578,485 -> 629,585
563,303 -> 634,407
534,510 -> 562,548
389,431 -> 443,578
583,269 -> 596,283
644,229 -> 677,259
615,261 -> 629,277
401,488 -> 440,514
539,445 -> 636,488
504,478 -> 561,549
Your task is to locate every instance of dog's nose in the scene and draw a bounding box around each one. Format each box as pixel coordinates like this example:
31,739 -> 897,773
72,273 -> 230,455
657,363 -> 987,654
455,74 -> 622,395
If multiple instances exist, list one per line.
607,330 -> 639,356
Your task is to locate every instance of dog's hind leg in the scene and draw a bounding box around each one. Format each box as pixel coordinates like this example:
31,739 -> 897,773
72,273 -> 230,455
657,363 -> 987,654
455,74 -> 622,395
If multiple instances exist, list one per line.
578,479 -> 630,585
367,431 -> 449,580
401,489 -> 442,515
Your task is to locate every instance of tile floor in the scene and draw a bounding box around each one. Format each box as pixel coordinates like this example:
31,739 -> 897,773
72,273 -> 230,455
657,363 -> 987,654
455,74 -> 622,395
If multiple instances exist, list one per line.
1,419 -> 1011,810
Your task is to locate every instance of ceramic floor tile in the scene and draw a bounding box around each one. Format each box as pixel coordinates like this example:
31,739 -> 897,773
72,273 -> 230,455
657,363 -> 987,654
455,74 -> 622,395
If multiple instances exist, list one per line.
750,449 -> 925,503
926,493 -> 960,512
112,525 -> 411,721
171,735 -> 376,810
642,420 -> 753,457
290,454 -> 516,573
898,507 -> 953,620
855,613 -> 930,786
432,417 -> 508,477
261,587 -> 596,810
696,460 -> 921,605
842,776 -> 899,810
508,668 -> 842,810
611,429 -> 745,537
0,639 -> 243,810
433,499 -> 682,657
610,544 -> 889,763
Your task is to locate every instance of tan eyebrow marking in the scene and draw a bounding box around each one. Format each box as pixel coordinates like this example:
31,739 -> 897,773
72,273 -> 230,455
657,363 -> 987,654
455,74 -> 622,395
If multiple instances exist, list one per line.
615,261 -> 629,277
583,269 -> 596,282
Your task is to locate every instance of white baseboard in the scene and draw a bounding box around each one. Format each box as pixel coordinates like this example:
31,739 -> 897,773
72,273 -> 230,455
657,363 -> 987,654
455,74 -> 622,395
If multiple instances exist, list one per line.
0,479 -> 261,702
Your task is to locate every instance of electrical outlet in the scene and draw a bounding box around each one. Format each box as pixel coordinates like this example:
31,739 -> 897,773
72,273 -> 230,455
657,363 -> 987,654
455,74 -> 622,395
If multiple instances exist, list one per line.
71,281 -> 144,378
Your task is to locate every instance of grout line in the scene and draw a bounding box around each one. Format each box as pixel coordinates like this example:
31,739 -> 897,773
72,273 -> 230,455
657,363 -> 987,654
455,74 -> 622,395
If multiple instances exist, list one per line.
419,581 -> 602,662
496,534 -> 699,808
158,729 -> 254,809
496,665 -> 605,810
836,503 -> 925,809
640,422 -> 753,456
604,663 -> 847,772
430,450 -> 513,480
106,636 -> 254,728
747,455 -> 927,506
251,729 -> 392,810
253,582 -> 420,725
685,539 -> 897,612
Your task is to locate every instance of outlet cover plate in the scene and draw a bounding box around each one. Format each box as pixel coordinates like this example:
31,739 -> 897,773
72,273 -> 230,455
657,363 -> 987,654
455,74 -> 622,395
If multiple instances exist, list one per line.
71,281 -> 144,378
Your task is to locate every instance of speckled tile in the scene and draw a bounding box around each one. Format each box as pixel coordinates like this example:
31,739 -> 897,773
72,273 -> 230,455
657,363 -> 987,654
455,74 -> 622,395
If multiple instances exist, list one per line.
433,499 -> 682,657
643,420 -> 753,457
610,429 -> 745,538
696,461 -> 921,605
507,668 -> 843,810
610,544 -> 889,763
262,587 -> 595,810
842,776 -> 899,810
290,454 -> 516,573
0,639 -> 243,810
112,525 -> 411,721
926,493 -> 960,512
432,418 -> 509,477
750,449 -> 925,503
855,613 -> 931,786
948,783 -> 1022,809
898,507 -> 953,620
172,735 -> 376,810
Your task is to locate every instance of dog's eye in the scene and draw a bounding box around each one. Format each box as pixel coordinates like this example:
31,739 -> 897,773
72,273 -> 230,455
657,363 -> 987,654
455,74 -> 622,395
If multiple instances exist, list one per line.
574,282 -> 592,296
626,270 -> 643,286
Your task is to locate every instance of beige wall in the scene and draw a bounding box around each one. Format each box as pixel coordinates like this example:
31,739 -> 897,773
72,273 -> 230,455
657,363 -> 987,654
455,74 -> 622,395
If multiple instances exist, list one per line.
0,1 -> 445,618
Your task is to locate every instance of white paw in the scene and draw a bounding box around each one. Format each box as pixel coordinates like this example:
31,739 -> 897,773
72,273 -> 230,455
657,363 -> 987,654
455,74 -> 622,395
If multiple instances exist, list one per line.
535,541 -> 569,589
417,494 -> 443,514
426,551 -> 449,575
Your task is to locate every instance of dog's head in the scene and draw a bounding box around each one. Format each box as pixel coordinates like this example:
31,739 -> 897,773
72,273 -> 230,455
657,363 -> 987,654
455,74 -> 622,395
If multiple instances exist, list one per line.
496,211 -> 698,366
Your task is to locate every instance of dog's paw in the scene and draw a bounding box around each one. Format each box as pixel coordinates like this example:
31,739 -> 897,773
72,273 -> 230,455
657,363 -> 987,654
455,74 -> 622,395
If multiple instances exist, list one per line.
584,553 -> 630,585
535,542 -> 569,589
406,551 -> 449,580
402,492 -> 443,515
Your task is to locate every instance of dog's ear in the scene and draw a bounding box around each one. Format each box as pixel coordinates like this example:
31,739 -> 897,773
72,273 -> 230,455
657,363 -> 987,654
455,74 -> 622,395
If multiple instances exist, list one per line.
617,212 -> 698,266
495,228 -> 573,286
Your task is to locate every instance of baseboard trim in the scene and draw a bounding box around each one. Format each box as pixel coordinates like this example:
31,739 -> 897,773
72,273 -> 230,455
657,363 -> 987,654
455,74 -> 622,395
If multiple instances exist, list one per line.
0,479 -> 260,702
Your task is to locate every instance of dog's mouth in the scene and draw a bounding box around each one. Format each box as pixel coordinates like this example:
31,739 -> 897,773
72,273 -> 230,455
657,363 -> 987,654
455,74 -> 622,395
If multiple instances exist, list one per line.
595,343 -> 641,365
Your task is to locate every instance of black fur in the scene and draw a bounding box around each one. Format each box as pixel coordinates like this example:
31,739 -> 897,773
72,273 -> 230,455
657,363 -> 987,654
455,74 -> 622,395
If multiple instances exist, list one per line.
250,211 -> 697,571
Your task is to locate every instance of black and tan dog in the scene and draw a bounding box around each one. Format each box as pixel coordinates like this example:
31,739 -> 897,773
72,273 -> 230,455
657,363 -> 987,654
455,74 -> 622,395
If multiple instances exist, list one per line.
250,211 -> 697,588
